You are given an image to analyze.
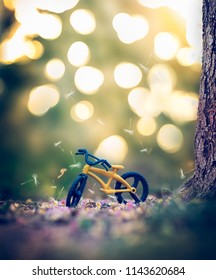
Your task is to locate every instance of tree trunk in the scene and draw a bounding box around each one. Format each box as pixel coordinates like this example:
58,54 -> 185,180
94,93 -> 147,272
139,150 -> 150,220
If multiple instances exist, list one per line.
179,0 -> 216,200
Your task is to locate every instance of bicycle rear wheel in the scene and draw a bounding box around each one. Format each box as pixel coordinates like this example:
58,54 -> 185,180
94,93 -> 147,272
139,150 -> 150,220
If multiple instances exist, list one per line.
115,172 -> 148,204
66,174 -> 87,207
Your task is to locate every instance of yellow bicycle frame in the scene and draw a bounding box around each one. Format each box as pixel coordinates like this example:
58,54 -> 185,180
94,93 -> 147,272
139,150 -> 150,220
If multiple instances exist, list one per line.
82,164 -> 136,194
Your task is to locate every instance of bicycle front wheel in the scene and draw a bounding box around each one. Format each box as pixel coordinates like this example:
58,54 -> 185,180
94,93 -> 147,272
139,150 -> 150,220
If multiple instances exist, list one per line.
66,175 -> 87,207
115,172 -> 148,204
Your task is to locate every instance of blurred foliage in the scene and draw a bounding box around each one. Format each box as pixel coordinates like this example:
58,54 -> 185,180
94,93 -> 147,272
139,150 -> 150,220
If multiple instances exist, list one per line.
0,0 -> 201,200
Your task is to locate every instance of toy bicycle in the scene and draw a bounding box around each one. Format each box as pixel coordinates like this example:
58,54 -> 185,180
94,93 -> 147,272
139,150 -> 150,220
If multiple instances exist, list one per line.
66,149 -> 149,208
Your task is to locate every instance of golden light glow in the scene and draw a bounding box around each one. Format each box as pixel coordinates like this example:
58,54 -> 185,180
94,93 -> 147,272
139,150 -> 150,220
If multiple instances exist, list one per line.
14,0 -> 39,27
166,0 -> 190,19
0,34 -> 44,64
132,1 -> 202,61
114,62 -> 142,89
0,30 -> 28,64
24,40 -> 44,60
35,0 -> 79,13
67,41 -> 90,67
74,66 -> 104,95
185,6 -> 202,56
154,32 -> 180,60
164,91 -> 198,123
70,9 -> 96,35
147,64 -> 176,97
15,7 -> 62,39
128,87 -> 149,116
95,135 -> 128,163
112,13 -> 131,32
70,101 -> 94,122
28,85 -> 60,116
138,0 -> 190,20
137,117 -> 157,136
37,14 -> 62,40
44,58 -> 65,81
3,0 -> 15,10
14,7 -> 62,39
138,0 -> 164,9
157,124 -> 183,153
128,87 -> 162,117
112,13 -> 149,44
3,1 -> 63,46
176,47 -> 198,66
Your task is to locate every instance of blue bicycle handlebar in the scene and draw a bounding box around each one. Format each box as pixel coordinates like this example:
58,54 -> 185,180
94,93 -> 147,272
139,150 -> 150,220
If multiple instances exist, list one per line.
75,149 -> 87,156
75,149 -> 111,171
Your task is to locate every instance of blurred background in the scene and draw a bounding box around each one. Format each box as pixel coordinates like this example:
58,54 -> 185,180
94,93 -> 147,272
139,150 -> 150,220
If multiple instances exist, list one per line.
0,0 -> 202,200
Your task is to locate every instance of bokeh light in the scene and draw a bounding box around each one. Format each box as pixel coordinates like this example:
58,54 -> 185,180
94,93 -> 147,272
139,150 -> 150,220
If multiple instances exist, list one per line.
0,36 -> 45,64
154,32 -> 180,60
164,91 -> 198,123
137,0 -> 202,63
114,63 -> 142,89
74,66 -> 104,95
24,40 -> 44,60
35,0 -> 79,13
128,87 -> 150,117
70,9 -> 96,35
186,15 -> 202,54
14,1 -> 39,29
0,36 -> 26,64
128,87 -> 162,117
137,117 -> 157,136
67,41 -> 90,67
95,135 -> 128,163
14,4 -> 62,40
37,13 -> 62,40
177,47 -> 199,67
138,0 -> 190,20
137,0 -> 165,9
28,85 -> 60,116
1,0 -> 202,201
3,0 -> 15,10
147,64 -> 176,97
157,124 -> 183,153
44,58 -> 65,81
112,13 -> 149,44
70,101 -> 94,122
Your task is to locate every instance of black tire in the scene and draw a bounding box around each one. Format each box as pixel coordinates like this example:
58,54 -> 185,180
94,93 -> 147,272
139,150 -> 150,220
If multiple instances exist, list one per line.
115,172 -> 148,204
66,175 -> 86,207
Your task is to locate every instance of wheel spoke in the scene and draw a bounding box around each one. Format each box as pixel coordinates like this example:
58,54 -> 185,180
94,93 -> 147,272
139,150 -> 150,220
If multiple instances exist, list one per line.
130,192 -> 142,203
66,174 -> 87,207
132,176 -> 140,188
115,172 -> 148,205
75,188 -> 81,197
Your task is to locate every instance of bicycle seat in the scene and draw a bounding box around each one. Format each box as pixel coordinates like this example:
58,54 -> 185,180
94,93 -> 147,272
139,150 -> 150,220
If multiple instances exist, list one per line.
112,165 -> 124,170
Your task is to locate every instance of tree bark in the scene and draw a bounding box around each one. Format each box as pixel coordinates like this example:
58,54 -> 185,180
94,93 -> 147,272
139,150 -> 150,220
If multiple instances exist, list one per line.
179,0 -> 216,200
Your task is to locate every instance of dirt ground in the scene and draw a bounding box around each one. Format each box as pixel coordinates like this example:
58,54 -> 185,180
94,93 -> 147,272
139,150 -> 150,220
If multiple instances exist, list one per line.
0,197 -> 216,260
